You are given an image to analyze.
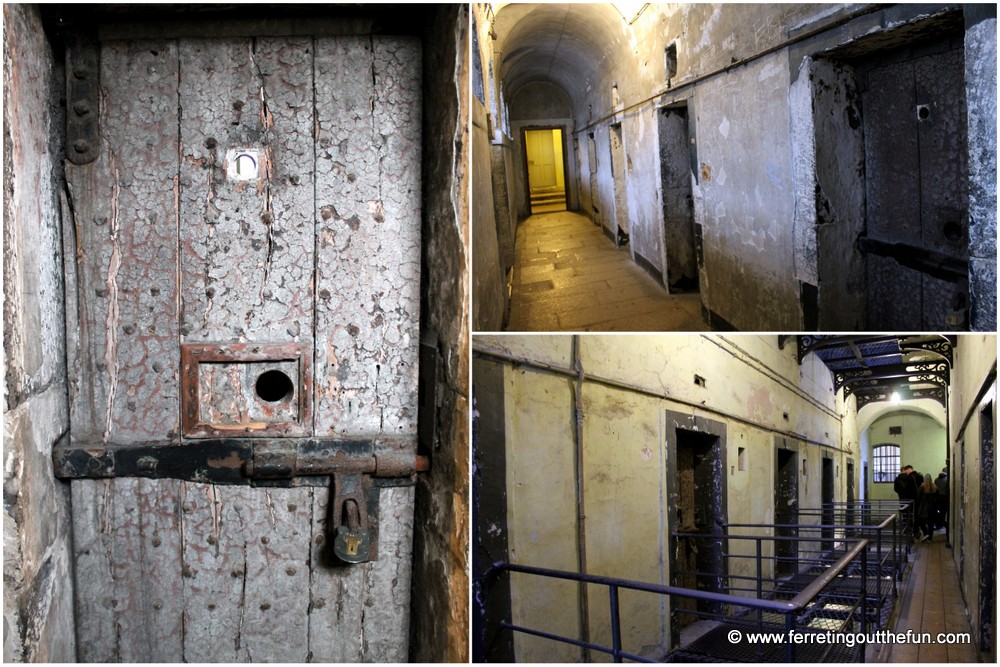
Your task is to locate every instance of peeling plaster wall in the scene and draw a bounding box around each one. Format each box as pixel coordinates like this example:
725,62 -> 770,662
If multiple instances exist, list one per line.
490,142 -> 516,271
474,335 -> 855,659
472,7 -> 506,332
964,9 -> 997,331
689,54 -> 799,328
620,111 -> 661,277
949,334 -> 997,657
472,97 -> 506,332
568,4 -> 831,329
3,4 -> 76,662
410,6 -> 471,662
593,126 -> 617,242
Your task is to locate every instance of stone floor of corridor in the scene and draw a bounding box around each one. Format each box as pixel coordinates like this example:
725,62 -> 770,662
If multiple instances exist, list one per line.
885,534 -> 979,663
506,210 -> 710,331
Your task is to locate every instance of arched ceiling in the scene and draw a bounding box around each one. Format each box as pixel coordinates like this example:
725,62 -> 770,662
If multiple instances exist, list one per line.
492,3 -> 628,113
857,402 -> 946,434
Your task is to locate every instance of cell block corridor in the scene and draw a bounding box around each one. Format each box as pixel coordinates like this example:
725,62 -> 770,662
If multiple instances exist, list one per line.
473,334 -> 997,664
471,3 -> 997,332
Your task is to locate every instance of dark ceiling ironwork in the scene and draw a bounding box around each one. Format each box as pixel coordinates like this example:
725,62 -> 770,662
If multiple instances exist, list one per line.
796,335 -> 956,408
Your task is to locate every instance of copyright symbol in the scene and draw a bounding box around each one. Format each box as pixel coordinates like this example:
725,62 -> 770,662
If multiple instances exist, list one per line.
728,629 -> 742,644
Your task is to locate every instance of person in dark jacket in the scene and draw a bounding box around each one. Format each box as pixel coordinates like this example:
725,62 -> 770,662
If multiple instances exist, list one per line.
916,474 -> 937,542
894,465 -> 918,540
935,468 -> 949,529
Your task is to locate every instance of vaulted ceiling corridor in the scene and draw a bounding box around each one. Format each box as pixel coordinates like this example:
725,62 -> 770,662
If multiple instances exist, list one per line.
471,3 -> 997,333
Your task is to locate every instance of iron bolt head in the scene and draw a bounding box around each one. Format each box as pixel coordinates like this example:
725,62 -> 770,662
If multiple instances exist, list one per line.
73,139 -> 90,154
72,63 -> 89,79
73,100 -> 91,116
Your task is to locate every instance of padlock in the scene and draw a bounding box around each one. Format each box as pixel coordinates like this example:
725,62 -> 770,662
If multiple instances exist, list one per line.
331,490 -> 373,564
334,524 -> 372,564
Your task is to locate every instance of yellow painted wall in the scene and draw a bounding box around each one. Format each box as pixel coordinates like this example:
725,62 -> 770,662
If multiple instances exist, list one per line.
581,383 -> 665,658
504,364 -> 582,662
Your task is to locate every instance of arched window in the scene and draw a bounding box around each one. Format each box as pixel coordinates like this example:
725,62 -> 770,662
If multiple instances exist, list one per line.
872,444 -> 900,482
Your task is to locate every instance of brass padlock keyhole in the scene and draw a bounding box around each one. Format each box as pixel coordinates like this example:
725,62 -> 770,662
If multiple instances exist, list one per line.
342,501 -> 362,556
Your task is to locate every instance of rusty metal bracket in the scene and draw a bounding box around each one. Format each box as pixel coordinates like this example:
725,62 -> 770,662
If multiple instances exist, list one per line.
65,29 -> 100,165
181,342 -> 313,439
52,436 -> 428,487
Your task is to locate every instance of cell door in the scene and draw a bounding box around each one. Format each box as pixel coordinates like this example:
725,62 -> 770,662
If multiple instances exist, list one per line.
774,445 -> 798,577
609,123 -> 630,244
821,458 -> 835,552
58,23 -> 421,662
861,42 -> 969,330
657,106 -> 697,292
588,132 -> 602,228
979,401 -> 995,658
667,413 -> 727,638
846,460 -> 855,526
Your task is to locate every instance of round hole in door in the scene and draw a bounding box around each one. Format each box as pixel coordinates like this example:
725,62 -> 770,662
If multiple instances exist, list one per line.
255,370 -> 294,403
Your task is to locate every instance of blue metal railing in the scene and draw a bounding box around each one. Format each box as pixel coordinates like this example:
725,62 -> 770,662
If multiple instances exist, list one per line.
486,535 -> 869,663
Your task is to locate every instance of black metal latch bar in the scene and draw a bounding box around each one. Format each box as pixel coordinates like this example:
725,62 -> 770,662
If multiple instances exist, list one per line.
52,436 -> 427,486
52,437 -> 428,565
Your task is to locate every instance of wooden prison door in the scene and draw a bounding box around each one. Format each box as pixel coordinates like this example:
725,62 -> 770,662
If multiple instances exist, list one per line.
60,25 -> 421,662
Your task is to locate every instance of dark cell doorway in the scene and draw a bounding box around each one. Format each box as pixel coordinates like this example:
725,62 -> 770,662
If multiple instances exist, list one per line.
846,459 -> 856,526
863,462 -> 870,502
523,127 -> 567,214
588,132 -> 601,229
669,424 -> 726,634
609,123 -> 629,246
657,105 -> 698,292
821,458 -> 835,552
774,444 -> 799,577
859,36 -> 969,330
980,401 -> 995,658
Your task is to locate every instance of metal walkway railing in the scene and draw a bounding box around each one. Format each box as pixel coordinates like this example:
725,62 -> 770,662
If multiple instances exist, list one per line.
484,535 -> 870,663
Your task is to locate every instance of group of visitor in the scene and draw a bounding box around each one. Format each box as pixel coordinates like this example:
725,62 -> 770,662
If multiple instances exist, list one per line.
894,464 -> 949,542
